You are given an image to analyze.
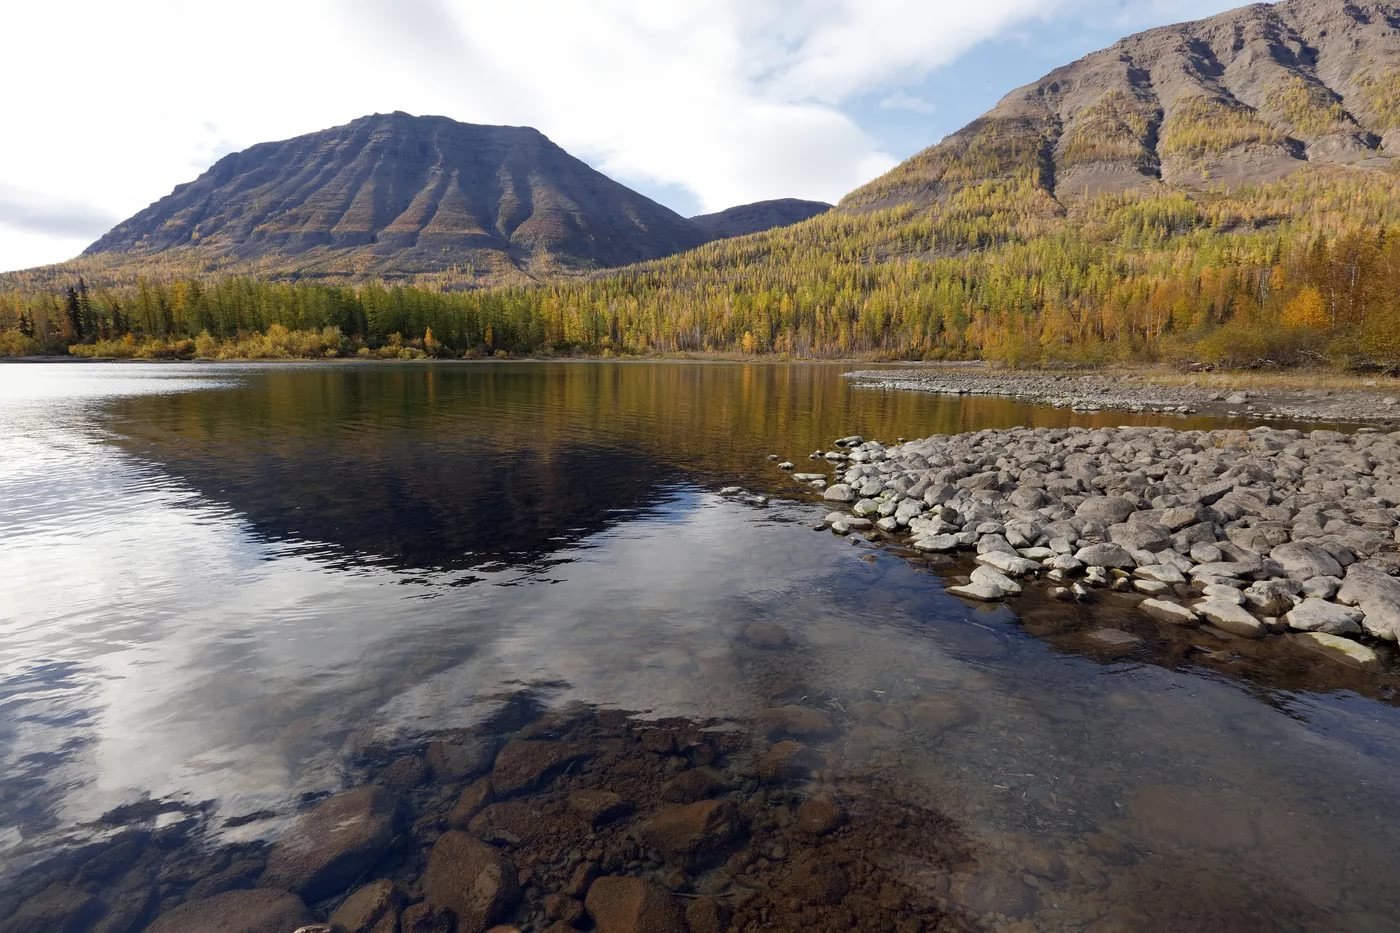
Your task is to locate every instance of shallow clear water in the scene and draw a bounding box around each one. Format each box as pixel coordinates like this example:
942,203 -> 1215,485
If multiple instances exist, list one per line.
3,360 -> 1399,929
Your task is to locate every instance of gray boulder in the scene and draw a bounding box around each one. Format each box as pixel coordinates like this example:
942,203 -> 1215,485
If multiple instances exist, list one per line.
1337,563 -> 1400,641
1270,542 -> 1343,581
1283,599 -> 1364,636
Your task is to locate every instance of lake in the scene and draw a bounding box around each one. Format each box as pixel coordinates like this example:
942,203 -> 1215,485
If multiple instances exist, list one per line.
3,360 -> 1399,931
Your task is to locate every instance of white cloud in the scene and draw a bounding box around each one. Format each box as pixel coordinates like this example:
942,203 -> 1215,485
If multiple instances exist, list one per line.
0,0 -> 1241,271
880,89 -> 938,115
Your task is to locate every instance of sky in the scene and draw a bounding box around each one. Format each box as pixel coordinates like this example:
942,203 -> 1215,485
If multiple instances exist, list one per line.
1,0 -> 1248,272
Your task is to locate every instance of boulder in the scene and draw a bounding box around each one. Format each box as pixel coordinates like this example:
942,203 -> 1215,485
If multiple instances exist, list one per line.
425,737 -> 497,780
822,484 -> 855,503
1075,496 -> 1138,525
1194,599 -> 1266,638
1290,632 -> 1384,672
146,889 -> 311,933
795,794 -> 845,835
567,790 -> 633,826
585,877 -> 686,933
755,705 -> 836,739
11,885 -> 104,933
1337,563 -> 1400,641
1283,599 -> 1364,636
491,740 -> 592,796
1074,543 -> 1136,570
262,786 -> 397,901
972,564 -> 1022,595
1270,542 -> 1343,581
330,879 -> 400,933
638,799 -> 742,862
1140,598 -> 1197,626
422,832 -> 520,933
975,550 -> 1040,577
949,580 -> 1004,602
659,768 -> 728,804
447,778 -> 494,828
757,740 -> 822,783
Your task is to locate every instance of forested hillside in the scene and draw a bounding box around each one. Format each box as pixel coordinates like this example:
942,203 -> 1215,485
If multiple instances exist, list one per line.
4,0 -> 1400,368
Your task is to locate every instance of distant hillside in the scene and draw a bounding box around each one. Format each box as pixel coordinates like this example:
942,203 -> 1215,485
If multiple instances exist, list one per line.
689,199 -> 831,239
81,112 -> 710,284
843,0 -> 1398,213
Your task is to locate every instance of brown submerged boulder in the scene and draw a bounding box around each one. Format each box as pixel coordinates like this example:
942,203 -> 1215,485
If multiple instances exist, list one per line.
330,879 -> 400,933
584,876 -> 686,933
422,831 -> 520,932
261,785 -> 398,901
638,799 -> 743,862
490,740 -> 592,796
755,705 -> 836,739
145,888 -> 312,933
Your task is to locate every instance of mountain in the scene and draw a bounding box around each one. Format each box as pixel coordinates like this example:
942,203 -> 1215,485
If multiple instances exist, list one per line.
689,199 -> 832,239
82,112 -> 711,283
843,0 -> 1399,213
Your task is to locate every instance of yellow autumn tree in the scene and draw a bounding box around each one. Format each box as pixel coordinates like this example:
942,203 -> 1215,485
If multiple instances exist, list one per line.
741,330 -> 758,354
1282,286 -> 1329,330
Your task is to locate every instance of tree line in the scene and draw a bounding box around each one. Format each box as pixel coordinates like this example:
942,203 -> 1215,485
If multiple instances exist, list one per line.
3,165 -> 1400,368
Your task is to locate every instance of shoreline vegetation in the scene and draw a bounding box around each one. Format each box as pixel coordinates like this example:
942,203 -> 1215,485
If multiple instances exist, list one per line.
5,182 -> 1400,372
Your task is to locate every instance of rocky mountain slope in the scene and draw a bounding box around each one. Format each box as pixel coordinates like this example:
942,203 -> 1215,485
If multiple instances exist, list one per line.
689,199 -> 832,239
842,0 -> 1400,213
83,112 -> 713,282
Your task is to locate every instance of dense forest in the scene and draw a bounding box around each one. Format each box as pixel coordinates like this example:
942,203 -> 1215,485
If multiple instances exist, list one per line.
3,165 -> 1400,369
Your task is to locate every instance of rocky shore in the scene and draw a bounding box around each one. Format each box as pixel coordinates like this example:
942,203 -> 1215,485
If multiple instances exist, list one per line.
807,425 -> 1400,674
3,700 -> 979,933
846,367 -> 1400,425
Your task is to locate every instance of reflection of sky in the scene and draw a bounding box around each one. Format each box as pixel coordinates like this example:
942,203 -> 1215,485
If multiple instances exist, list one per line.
5,362 -> 1400,920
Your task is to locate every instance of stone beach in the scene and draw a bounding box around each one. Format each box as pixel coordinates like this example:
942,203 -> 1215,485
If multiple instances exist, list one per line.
846,366 -> 1400,425
810,425 -> 1400,673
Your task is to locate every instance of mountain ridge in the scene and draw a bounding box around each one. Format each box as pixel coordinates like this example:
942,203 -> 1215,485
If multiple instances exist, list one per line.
841,0 -> 1400,215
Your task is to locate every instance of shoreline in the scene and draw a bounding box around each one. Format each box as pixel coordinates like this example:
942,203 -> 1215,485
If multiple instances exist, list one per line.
798,425 -> 1400,676
9,353 -> 1399,424
847,366 -> 1400,426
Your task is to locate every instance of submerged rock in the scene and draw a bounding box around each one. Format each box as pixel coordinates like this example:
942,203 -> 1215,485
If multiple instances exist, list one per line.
146,889 -> 312,933
422,831 -> 520,932
491,740 -> 593,797
1290,632 -> 1384,672
638,799 -> 742,862
585,876 -> 685,933
261,785 -> 397,901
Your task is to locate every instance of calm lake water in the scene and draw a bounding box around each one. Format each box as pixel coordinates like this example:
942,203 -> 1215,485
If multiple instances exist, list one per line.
3,360 -> 1400,930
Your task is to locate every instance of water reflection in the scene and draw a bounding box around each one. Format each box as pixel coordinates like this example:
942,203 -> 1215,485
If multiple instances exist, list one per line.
1,362 -> 1399,929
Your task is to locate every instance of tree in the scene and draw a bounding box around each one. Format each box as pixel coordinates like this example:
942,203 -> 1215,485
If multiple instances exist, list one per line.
64,286 -> 83,341
1282,286 -> 1328,330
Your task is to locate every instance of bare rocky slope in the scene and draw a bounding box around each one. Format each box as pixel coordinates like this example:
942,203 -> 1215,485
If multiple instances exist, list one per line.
842,0 -> 1400,213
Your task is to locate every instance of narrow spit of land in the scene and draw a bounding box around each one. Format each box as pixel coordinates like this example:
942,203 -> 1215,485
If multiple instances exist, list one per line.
846,366 -> 1400,425
798,425 -> 1400,675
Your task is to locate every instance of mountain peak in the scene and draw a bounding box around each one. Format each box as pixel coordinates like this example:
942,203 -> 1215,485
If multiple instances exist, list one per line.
842,0 -> 1399,213
84,113 -> 707,282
